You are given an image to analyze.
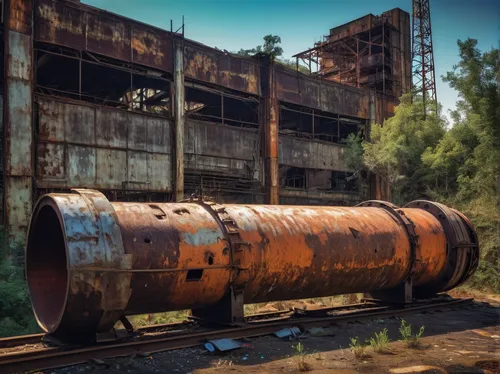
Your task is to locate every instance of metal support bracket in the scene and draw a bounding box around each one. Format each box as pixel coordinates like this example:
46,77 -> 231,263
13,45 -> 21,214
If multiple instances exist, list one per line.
365,278 -> 413,304
184,196 -> 249,325
405,200 -> 479,296
191,286 -> 246,326
357,200 -> 418,303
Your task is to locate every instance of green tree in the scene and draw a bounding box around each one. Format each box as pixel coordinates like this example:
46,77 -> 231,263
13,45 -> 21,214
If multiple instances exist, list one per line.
423,39 -> 499,291
348,38 -> 499,291
234,35 -> 310,73
235,34 -> 283,60
426,39 -> 499,202
362,93 -> 445,205
344,132 -> 369,198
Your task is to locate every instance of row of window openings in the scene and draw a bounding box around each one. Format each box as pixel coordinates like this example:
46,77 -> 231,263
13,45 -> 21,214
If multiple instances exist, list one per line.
36,51 -> 362,140
281,168 -> 357,191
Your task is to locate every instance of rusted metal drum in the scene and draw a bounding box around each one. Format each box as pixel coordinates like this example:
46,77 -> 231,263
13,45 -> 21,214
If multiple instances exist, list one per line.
26,190 -> 478,336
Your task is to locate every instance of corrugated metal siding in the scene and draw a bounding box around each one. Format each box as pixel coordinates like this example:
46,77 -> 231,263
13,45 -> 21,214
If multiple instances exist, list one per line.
35,0 -> 173,72
4,177 -> 33,240
184,120 -> 261,178
279,137 -> 351,172
7,0 -> 33,34
276,69 -> 369,119
4,0 -> 34,238
36,97 -> 172,191
6,81 -> 32,176
184,41 -> 260,96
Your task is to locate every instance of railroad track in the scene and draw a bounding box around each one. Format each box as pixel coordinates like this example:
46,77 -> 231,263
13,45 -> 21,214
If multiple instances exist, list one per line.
0,301 -> 377,349
0,298 -> 472,374
0,320 -> 200,349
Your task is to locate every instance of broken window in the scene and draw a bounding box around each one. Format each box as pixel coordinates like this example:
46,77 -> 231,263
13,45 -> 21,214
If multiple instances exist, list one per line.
279,105 -> 313,139
280,166 -> 358,192
280,166 -> 306,189
280,102 -> 364,143
35,42 -> 171,113
185,83 -> 259,129
331,170 -> 358,192
184,172 -> 262,204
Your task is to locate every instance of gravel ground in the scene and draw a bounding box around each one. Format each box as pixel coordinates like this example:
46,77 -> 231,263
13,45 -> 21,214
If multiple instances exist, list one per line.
47,297 -> 499,374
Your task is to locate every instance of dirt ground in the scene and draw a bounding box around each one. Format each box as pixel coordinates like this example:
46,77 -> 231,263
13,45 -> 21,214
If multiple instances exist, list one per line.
48,294 -> 499,374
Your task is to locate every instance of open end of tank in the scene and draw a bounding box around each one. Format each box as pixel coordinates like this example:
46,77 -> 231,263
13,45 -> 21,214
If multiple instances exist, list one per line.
26,202 -> 68,333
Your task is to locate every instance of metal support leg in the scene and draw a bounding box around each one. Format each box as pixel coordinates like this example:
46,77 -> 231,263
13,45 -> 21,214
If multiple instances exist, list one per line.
120,315 -> 134,334
364,278 -> 414,304
191,287 -> 245,326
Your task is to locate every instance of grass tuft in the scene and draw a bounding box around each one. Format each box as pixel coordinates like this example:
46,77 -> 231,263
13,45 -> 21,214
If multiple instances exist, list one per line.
292,342 -> 313,371
368,328 -> 391,353
399,319 -> 425,348
349,337 -> 369,359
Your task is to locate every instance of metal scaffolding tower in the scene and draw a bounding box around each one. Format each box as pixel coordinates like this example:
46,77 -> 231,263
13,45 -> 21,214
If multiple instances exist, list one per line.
412,0 -> 438,117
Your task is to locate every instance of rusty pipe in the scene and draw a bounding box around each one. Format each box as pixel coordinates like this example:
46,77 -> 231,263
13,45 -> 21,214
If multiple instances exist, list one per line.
26,190 -> 478,336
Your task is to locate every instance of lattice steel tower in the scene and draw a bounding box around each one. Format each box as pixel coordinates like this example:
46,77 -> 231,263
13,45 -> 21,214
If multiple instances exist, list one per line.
412,0 -> 438,117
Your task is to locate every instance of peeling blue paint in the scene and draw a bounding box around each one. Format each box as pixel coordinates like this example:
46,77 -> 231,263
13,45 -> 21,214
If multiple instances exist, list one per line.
183,228 -> 221,246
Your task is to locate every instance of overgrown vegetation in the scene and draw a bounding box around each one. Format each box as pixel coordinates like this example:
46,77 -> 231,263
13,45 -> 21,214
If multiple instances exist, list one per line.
233,34 -> 310,73
349,337 -> 368,359
125,311 -> 188,327
368,328 -> 391,353
244,294 -> 361,315
347,38 -> 499,292
0,235 -> 39,338
399,319 -> 425,348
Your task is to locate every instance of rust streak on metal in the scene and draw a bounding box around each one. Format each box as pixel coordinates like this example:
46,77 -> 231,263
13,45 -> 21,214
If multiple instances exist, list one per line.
7,0 -> 34,34
183,40 -> 260,95
35,0 -> 173,72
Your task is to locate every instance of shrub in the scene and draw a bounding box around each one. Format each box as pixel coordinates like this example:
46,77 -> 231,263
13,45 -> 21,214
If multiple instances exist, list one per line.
0,236 -> 40,337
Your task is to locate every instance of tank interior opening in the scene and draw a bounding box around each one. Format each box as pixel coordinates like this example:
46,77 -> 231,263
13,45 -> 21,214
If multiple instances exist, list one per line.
26,204 -> 68,332
186,269 -> 204,282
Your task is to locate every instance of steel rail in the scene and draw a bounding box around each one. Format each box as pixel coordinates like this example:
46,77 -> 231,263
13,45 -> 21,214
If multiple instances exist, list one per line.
0,321 -> 196,349
0,301 -> 380,349
0,298 -> 472,374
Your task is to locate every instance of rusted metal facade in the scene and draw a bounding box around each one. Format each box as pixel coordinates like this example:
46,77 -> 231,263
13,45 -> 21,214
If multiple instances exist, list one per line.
26,190 -> 479,335
36,97 -> 172,191
3,0 -> 34,243
1,0 -> 409,238
294,8 -> 411,100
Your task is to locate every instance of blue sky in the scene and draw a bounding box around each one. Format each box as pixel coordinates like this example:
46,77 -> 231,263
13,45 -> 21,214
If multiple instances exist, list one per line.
83,0 -> 499,120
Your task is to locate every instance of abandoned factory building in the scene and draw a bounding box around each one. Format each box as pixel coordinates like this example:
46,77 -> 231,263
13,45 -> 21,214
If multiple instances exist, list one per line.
0,0 -> 410,240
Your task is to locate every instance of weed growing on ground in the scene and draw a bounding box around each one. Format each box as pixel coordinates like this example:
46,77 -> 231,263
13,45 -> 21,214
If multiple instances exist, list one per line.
292,342 -> 313,371
399,319 -> 425,348
214,359 -> 233,368
368,328 -> 390,353
349,337 -> 368,359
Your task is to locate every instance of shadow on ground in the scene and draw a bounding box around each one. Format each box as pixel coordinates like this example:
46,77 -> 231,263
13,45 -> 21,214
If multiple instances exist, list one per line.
54,300 -> 499,373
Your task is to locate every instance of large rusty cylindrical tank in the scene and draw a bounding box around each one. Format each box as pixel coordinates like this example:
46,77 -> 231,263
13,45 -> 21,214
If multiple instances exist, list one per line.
26,189 -> 479,336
